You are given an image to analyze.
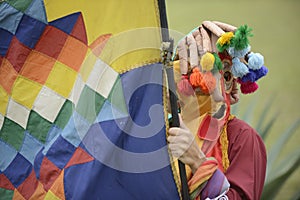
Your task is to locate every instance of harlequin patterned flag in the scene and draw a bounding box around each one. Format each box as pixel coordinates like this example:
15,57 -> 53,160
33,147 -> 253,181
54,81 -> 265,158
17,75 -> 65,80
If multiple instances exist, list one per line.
0,0 -> 181,199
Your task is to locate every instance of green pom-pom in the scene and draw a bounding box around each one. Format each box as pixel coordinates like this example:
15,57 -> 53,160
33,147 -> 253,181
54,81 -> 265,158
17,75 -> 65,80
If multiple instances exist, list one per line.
232,25 -> 253,50
212,53 -> 223,73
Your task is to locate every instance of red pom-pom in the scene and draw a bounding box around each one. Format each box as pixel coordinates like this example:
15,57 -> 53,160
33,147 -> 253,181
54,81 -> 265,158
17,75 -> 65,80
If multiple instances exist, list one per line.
199,72 -> 216,94
189,68 -> 203,87
240,81 -> 258,94
177,76 -> 194,96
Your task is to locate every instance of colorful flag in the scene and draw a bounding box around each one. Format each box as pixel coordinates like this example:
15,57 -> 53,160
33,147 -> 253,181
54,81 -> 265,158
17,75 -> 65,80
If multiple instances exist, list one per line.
0,0 -> 180,199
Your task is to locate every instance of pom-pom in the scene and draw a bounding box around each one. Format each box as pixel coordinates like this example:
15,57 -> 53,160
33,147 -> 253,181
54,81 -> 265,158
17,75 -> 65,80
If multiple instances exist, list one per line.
240,81 -> 258,94
254,65 -> 268,80
241,70 -> 256,82
189,67 -> 203,87
231,57 -> 249,78
231,25 -> 253,50
241,65 -> 268,82
216,32 -> 234,52
177,75 -> 194,96
200,52 -> 215,71
212,53 -> 223,72
199,72 -> 216,94
248,52 -> 264,70
228,45 -> 251,58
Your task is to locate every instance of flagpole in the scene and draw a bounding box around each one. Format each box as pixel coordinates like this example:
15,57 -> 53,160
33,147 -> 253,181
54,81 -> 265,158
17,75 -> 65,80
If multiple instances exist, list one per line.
157,1 -> 189,199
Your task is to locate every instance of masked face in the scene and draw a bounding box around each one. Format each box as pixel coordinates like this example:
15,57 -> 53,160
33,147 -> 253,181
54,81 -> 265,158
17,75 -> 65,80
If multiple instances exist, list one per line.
173,57 -> 231,154
174,38 -> 232,123
172,21 -> 267,154
172,22 -> 239,154
173,56 -> 231,121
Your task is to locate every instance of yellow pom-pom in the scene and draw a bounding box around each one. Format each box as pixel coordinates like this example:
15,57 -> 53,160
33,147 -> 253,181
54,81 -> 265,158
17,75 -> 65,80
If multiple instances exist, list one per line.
217,32 -> 234,46
200,52 -> 215,71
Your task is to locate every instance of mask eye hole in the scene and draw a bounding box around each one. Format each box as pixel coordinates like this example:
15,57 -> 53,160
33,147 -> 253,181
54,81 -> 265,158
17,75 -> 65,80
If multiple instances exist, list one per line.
224,71 -> 232,82
223,70 -> 234,92
222,59 -> 232,71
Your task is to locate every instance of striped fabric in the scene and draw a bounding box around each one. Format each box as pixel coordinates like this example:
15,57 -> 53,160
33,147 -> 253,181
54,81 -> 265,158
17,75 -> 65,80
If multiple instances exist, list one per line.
188,158 -> 230,200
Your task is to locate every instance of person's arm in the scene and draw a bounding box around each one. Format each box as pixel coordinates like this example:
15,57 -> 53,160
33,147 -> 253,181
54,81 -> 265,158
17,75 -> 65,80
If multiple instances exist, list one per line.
168,117 -> 267,200
168,115 -> 230,199
224,118 -> 267,200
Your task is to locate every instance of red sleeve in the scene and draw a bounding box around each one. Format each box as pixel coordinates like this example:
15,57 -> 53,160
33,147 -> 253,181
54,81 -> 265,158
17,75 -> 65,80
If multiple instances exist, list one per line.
225,118 -> 267,200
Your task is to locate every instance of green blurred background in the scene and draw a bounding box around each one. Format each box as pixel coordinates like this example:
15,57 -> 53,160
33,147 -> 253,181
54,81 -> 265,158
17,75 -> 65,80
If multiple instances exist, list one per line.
165,0 -> 300,199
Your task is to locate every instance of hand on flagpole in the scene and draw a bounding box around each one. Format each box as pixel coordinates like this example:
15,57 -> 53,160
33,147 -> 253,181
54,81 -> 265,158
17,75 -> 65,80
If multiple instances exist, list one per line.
168,114 -> 207,174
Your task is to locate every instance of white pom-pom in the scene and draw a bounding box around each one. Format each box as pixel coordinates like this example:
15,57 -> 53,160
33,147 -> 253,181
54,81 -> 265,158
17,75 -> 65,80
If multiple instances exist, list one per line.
248,52 -> 264,70
231,57 -> 249,77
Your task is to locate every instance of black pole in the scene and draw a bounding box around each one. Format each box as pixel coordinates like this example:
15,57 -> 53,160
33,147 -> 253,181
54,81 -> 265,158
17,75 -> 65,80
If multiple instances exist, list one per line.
157,1 -> 189,199
165,68 -> 190,200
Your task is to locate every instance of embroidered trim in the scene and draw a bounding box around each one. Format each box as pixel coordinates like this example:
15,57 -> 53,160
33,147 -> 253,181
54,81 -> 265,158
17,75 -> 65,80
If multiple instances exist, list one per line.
163,70 -> 182,200
220,114 -> 235,171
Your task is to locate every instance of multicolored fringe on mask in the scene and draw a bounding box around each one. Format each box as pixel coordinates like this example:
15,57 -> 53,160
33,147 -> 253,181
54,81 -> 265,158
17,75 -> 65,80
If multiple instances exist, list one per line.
175,21 -> 268,96
216,24 -> 268,94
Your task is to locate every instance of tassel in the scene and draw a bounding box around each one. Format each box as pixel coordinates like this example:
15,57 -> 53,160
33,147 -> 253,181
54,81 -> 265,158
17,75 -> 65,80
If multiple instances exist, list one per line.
231,25 -> 253,50
231,57 -> 249,78
199,72 -> 216,94
177,75 -> 194,96
241,65 -> 268,82
254,65 -> 268,80
241,70 -> 256,82
200,52 -> 215,71
248,52 -> 264,70
216,32 -> 234,52
189,67 -> 203,87
240,81 -> 258,94
212,53 -> 223,72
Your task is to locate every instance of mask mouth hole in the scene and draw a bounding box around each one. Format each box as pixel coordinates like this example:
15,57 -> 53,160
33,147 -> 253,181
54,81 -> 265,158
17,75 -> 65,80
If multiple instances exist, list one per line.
213,104 -> 226,119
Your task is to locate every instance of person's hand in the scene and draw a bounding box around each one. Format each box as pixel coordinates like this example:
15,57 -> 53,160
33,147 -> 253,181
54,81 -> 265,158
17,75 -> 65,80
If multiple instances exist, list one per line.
167,115 -> 206,173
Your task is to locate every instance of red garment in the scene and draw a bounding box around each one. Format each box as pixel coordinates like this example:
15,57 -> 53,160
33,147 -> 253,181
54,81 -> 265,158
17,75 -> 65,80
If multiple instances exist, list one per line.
225,118 -> 267,200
